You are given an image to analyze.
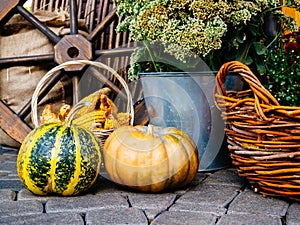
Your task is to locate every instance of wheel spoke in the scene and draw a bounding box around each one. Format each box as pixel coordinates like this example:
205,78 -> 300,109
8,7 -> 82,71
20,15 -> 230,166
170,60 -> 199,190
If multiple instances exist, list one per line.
0,54 -> 54,68
69,0 -> 79,34
16,5 -> 61,44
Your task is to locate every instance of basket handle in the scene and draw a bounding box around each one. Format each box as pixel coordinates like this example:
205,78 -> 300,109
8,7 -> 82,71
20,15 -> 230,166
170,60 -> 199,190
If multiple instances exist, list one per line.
214,61 -> 280,121
31,60 -> 134,128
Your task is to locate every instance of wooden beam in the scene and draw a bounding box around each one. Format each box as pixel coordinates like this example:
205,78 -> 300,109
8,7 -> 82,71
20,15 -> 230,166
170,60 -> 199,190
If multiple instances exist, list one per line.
0,100 -> 32,144
0,0 -> 18,21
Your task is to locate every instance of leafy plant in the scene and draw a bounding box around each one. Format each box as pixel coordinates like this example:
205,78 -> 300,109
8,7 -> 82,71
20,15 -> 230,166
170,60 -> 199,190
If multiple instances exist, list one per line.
114,0 -> 299,80
264,31 -> 300,106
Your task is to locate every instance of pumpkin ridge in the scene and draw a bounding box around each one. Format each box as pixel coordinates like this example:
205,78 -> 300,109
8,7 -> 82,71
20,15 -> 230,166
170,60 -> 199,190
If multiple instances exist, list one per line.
62,126 -> 81,195
159,139 -> 170,192
73,127 -> 101,194
116,131 -> 137,186
105,132 -> 124,185
141,126 -> 165,192
163,133 -> 189,188
86,128 -> 102,183
178,138 -> 191,186
21,123 -> 60,195
177,132 -> 199,186
139,137 -> 155,192
50,125 -> 67,193
17,125 -> 41,188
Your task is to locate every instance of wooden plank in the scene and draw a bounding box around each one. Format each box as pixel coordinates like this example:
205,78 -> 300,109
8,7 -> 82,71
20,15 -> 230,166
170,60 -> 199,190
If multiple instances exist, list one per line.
0,100 -> 32,144
0,0 -> 18,21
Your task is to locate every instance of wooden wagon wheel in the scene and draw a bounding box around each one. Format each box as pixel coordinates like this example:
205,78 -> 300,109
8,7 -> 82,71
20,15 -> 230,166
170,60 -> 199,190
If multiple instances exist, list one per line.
0,0 -> 138,144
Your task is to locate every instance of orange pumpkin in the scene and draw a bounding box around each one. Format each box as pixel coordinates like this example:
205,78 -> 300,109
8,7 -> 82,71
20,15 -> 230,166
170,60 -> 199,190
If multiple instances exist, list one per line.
103,125 -> 199,192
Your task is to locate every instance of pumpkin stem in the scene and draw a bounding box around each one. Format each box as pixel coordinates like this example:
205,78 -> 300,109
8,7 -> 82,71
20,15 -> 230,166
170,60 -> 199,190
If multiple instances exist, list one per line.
65,100 -> 91,126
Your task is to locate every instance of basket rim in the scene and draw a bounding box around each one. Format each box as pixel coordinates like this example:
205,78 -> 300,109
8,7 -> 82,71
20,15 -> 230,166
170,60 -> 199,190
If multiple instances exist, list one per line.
31,59 -> 134,128
214,61 -> 300,120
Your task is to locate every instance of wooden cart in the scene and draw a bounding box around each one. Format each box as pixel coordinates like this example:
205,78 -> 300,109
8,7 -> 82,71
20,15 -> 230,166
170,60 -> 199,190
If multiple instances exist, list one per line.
0,0 -> 147,145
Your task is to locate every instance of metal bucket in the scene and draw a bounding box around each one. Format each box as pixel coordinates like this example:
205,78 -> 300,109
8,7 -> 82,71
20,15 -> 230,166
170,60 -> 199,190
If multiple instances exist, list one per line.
140,72 -> 243,171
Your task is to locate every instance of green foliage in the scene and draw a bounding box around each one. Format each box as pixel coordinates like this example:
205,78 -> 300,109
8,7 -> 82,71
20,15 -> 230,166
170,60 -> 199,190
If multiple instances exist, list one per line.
264,31 -> 300,106
114,0 -> 299,80
127,41 -> 202,80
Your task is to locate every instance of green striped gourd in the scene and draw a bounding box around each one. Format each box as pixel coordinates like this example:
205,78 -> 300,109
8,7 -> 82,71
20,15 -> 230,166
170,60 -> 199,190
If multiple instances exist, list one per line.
17,108 -> 101,196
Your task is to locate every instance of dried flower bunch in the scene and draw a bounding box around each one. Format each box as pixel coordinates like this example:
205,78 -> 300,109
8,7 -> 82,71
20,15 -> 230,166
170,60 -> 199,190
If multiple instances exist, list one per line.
114,0 -> 299,80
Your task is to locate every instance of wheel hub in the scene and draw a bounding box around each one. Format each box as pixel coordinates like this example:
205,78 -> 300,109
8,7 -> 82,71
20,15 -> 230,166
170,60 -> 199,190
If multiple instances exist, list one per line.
54,34 -> 93,71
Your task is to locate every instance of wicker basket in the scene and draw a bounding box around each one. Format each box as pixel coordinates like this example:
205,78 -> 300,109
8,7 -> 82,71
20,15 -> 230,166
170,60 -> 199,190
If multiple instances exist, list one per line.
31,60 -> 134,145
214,61 -> 300,200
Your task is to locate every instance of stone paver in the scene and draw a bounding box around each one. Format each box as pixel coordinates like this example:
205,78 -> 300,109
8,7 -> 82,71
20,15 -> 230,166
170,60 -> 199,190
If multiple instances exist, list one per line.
151,211 -> 217,225
46,193 -> 129,213
0,161 -> 17,174
203,168 -> 247,188
0,154 -> 17,163
286,203 -> 300,225
128,193 -> 176,209
0,212 -> 84,225
86,208 -> 148,225
0,200 -> 43,218
169,202 -> 227,216
0,147 -> 18,158
1,145 -> 299,225
128,193 -> 177,220
18,189 -> 57,201
0,189 -> 16,201
0,178 -> 24,190
227,189 -> 289,217
177,183 -> 240,207
216,213 -> 282,225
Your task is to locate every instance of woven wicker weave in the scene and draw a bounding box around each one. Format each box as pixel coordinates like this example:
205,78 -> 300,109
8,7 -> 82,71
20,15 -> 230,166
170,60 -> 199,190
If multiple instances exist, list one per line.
214,61 -> 300,200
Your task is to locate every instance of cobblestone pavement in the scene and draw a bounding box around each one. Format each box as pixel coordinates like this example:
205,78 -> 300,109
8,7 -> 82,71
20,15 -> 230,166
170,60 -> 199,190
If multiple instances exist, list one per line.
1,145 -> 300,225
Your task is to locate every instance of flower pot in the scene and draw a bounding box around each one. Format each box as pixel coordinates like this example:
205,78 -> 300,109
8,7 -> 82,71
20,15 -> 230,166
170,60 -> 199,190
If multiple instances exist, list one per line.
140,72 -> 243,171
